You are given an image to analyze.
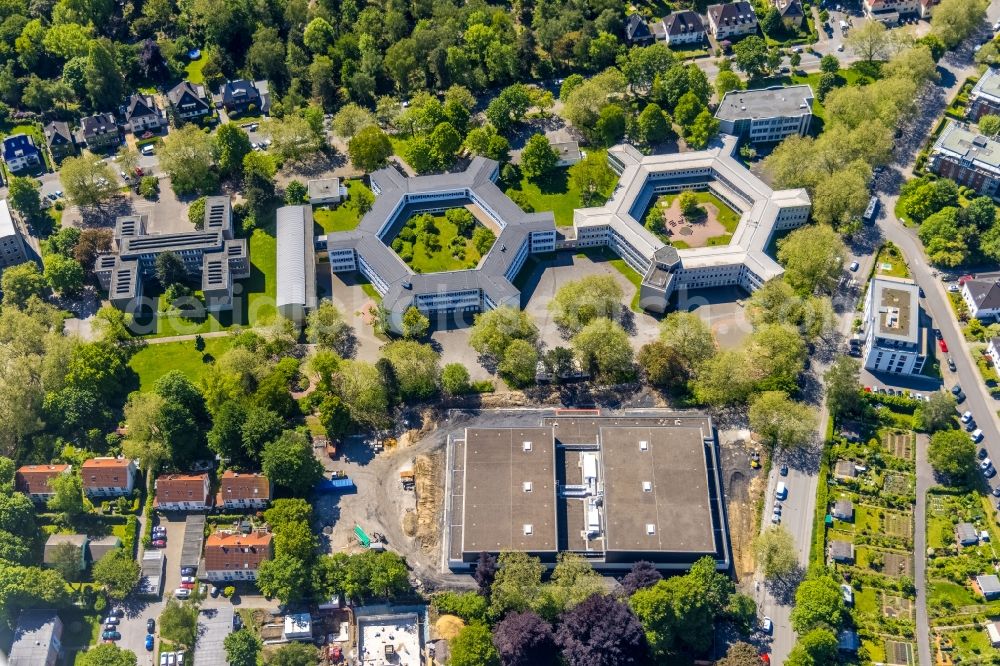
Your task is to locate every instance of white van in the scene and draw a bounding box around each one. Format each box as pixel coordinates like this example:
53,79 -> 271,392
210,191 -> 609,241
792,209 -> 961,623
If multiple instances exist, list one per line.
971,429 -> 984,443
775,482 -> 788,500
141,144 -> 155,156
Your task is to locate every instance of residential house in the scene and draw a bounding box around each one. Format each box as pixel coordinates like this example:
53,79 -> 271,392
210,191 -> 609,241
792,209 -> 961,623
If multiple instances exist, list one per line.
43,534 -> 88,570
987,621 -> 1000,648
155,473 -> 212,511
962,278 -> 1000,320
832,498 -> 854,521
0,200 -> 28,268
216,470 -> 272,510
9,611 -> 63,666
773,0 -> 805,29
968,67 -> 1000,121
978,574 -> 1000,600
15,464 -> 71,503
202,530 -> 273,582
87,536 -> 122,563
43,121 -> 75,161
956,522 -> 979,546
988,337 -> 1000,375
81,458 -> 136,498
217,79 -> 266,116
307,178 -> 347,205
167,81 -> 212,122
661,10 -> 706,46
919,0 -> 939,18
124,94 -> 166,134
863,0 -> 921,23
625,14 -> 654,45
2,134 -> 42,172
551,141 -> 584,167
829,540 -> 854,563
929,121 -> 1000,199
76,113 -> 121,152
715,85 -> 814,144
706,2 -> 758,40
861,276 -> 927,375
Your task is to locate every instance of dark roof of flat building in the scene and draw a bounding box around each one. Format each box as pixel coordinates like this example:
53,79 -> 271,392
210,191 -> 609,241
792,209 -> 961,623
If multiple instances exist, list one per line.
601,425 -> 715,553
461,427 -> 558,554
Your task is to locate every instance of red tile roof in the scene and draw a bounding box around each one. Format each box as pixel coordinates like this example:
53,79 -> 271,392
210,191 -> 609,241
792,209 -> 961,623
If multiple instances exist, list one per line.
216,470 -> 271,504
81,458 -> 133,490
155,473 -> 210,505
15,464 -> 69,494
203,532 -> 273,572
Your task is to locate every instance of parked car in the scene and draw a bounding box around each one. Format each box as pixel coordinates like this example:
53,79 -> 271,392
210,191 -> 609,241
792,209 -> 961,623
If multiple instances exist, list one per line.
174,588 -> 191,599
840,584 -> 854,605
180,575 -> 196,584
938,339 -> 948,353
147,618 -> 155,633
780,464 -> 788,476
775,482 -> 788,500
211,586 -> 221,597
951,384 -> 963,395
991,486 -> 1000,497
111,608 -> 125,618
762,617 -> 773,634
962,411 -> 974,423
101,631 -> 121,641
971,429 -> 984,443
104,623 -> 118,631
103,616 -> 119,625
985,466 -> 996,479
146,634 -> 155,651
152,539 -> 166,548
980,448 -> 989,460
180,567 -> 196,576
982,459 -> 993,471
948,357 -> 956,371
849,261 -> 859,272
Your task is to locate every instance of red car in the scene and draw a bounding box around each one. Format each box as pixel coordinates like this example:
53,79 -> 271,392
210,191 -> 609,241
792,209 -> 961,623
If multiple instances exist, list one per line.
152,539 -> 166,548
939,339 -> 949,353
180,582 -> 195,590
959,274 -> 976,285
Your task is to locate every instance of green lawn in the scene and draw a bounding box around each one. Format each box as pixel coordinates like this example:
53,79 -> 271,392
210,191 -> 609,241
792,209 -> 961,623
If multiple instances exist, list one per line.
855,586 -> 879,615
929,580 -> 976,608
946,626 -> 994,662
874,245 -> 910,278
185,56 -> 207,85
399,212 -> 487,273
246,225 -> 277,324
129,337 -> 232,390
505,150 -> 613,226
313,180 -> 373,233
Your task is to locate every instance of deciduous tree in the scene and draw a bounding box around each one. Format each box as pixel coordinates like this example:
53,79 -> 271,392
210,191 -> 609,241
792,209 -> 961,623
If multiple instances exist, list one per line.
224,628 -> 261,666
159,600 -> 199,648
777,224 -> 846,295
789,576 -> 846,634
261,431 -> 324,496
60,154 -> 118,207
159,124 -> 216,195
348,125 -> 393,172
92,550 -> 140,600
556,594 -> 648,666
929,429 -> 978,485
572,318 -> 634,383
520,134 -> 558,181
450,623 -> 500,666
1,262 -> 46,308
549,275 -> 623,333
77,643 -> 138,666
493,611 -> 557,666
749,391 -> 816,451
753,526 -> 798,580
569,152 -> 615,205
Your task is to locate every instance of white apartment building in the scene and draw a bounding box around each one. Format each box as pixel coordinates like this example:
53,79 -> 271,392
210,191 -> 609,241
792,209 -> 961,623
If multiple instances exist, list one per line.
861,276 -> 927,375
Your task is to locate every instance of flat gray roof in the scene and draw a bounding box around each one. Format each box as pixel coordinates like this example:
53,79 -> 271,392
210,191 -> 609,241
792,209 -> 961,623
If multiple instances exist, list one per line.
715,85 -> 814,122
600,425 -> 715,553
181,514 -> 206,570
869,276 -> 919,343
933,120 -> 1000,175
461,427 -> 558,554
972,67 -> 1000,103
9,611 -> 61,666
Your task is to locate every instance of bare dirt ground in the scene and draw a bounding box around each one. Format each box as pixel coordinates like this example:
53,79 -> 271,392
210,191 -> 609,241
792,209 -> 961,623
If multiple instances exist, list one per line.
717,428 -> 766,586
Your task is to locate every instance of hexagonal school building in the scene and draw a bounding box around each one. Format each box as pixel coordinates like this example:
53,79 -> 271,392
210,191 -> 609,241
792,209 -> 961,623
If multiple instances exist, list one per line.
323,135 -> 810,334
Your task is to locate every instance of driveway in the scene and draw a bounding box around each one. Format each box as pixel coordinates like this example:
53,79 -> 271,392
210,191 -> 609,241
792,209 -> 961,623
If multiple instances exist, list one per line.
193,605 -> 234,666
154,513 -> 188,600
